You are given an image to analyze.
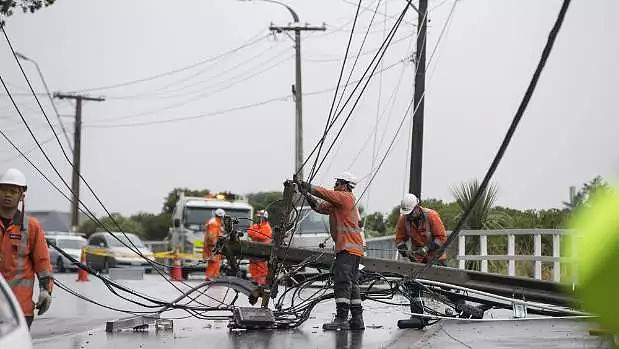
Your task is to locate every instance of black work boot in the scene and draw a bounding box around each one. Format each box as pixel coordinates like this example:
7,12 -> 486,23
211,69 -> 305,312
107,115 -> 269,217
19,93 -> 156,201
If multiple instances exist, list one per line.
323,303 -> 350,330
349,305 -> 365,330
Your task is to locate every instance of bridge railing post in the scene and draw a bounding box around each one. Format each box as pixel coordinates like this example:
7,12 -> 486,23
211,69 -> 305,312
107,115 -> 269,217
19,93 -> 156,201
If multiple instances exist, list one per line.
508,233 -> 515,277
534,233 -> 542,280
553,233 -> 561,282
480,234 -> 488,273
458,234 -> 466,270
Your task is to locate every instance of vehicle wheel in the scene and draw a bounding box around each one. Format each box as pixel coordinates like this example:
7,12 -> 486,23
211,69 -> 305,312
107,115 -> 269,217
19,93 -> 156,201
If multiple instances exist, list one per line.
56,257 -> 65,273
145,268 -> 152,274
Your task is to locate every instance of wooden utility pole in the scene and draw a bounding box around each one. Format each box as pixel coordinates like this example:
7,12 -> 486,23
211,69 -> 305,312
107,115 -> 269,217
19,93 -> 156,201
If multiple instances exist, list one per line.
54,93 -> 105,231
409,0 -> 428,197
269,18 -> 325,180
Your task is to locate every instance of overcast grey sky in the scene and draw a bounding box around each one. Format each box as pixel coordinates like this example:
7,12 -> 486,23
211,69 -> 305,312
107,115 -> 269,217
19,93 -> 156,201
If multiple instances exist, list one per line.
1,0 -> 617,218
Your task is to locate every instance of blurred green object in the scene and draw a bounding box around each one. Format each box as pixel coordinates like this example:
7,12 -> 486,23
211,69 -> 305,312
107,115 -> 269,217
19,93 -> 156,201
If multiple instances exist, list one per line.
569,188 -> 619,333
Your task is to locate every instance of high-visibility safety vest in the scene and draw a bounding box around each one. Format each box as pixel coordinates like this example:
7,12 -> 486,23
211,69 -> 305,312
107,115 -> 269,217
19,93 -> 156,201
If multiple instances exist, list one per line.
247,222 -> 272,243
203,217 -> 223,258
0,212 -> 53,316
312,186 -> 364,257
395,207 -> 447,262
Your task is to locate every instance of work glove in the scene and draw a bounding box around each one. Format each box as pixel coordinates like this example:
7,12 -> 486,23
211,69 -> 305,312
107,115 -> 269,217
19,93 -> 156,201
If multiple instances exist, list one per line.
298,181 -> 312,194
397,243 -> 409,258
411,246 -> 428,258
36,289 -> 52,315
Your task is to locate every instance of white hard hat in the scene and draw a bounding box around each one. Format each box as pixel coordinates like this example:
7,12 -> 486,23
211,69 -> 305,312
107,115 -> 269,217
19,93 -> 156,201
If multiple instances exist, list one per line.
335,171 -> 357,188
214,208 -> 225,217
0,168 -> 27,191
400,193 -> 419,215
256,210 -> 268,219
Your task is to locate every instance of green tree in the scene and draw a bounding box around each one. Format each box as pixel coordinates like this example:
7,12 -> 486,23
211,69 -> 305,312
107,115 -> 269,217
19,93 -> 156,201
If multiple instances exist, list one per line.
77,213 -> 144,238
364,212 -> 386,237
131,212 -> 171,241
451,179 -> 506,229
1,0 -> 54,18
162,188 -> 210,214
564,176 -> 610,210
385,205 -> 400,231
247,191 -> 283,212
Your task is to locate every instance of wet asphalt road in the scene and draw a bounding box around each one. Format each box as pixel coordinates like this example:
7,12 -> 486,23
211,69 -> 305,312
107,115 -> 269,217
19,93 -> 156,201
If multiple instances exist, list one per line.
29,273 -> 612,349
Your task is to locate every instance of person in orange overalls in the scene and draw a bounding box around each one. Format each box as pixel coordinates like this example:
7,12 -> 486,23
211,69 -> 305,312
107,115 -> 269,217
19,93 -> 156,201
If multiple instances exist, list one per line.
0,168 -> 53,329
247,210 -> 272,285
203,208 -> 225,280
299,171 -> 365,331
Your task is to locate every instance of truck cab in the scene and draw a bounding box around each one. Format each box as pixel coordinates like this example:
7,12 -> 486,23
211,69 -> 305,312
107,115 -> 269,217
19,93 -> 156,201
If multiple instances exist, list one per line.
169,192 -> 253,277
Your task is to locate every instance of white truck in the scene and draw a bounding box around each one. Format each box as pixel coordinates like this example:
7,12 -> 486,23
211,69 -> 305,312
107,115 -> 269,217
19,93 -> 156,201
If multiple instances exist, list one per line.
169,192 -> 253,278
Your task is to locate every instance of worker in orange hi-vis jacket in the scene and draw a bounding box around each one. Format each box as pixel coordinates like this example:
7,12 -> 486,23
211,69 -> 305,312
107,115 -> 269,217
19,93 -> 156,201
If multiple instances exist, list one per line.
299,171 -> 365,331
247,210 -> 272,285
0,168 -> 53,330
203,208 -> 225,280
395,193 -> 447,265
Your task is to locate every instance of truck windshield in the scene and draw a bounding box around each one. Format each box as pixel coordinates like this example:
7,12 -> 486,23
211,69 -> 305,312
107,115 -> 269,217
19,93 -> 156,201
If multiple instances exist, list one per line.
295,208 -> 329,234
185,207 -> 251,231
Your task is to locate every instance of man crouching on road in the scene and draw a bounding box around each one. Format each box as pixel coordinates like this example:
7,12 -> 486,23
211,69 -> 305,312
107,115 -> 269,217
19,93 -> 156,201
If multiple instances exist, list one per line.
298,172 -> 365,331
0,168 -> 53,329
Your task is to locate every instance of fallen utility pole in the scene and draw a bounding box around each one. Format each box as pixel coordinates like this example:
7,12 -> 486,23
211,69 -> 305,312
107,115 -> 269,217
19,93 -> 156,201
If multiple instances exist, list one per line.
229,240 -> 576,307
53,93 -> 105,231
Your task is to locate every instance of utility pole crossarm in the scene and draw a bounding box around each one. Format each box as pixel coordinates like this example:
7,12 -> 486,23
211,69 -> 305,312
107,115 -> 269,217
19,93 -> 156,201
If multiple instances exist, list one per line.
269,23 -> 326,32
54,93 -> 105,102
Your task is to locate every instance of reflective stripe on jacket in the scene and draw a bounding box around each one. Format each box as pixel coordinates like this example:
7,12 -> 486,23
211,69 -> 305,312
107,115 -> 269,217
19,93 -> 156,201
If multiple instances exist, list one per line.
0,212 -> 53,316
394,207 -> 447,262
312,185 -> 364,257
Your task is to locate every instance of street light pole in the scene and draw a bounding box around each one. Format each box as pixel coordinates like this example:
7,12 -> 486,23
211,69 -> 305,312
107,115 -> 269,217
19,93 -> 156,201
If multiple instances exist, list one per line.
15,52 -> 73,154
242,0 -> 325,180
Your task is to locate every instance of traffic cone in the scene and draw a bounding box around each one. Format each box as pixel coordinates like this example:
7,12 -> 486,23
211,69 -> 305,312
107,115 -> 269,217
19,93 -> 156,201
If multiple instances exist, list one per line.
170,252 -> 183,281
76,249 -> 89,282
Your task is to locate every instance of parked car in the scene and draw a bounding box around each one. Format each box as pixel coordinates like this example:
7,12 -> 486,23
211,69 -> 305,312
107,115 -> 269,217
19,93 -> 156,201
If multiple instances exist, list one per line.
47,234 -> 87,272
0,275 -> 32,349
85,232 -> 155,273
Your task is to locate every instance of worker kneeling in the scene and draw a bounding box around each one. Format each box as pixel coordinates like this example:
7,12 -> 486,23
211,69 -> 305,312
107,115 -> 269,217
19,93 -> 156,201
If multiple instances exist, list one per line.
299,172 -> 365,331
204,208 -> 225,280
247,210 -> 272,285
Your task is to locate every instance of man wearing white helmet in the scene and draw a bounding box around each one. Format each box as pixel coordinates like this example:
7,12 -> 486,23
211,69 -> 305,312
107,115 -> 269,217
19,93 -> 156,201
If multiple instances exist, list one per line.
298,171 -> 365,331
0,168 -> 53,329
203,208 -> 225,280
395,193 -> 447,265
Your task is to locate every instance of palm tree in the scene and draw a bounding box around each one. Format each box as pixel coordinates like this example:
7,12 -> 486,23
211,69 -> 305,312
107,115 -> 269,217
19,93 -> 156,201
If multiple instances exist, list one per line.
451,179 -> 504,229
451,179 -> 507,271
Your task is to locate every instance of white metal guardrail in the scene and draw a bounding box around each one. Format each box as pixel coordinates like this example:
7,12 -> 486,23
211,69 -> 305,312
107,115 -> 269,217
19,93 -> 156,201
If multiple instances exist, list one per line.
365,229 -> 570,282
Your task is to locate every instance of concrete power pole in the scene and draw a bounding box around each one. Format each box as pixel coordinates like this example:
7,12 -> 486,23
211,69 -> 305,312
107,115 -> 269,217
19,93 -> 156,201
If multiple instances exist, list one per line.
54,93 -> 105,231
269,8 -> 325,180
409,0 -> 428,198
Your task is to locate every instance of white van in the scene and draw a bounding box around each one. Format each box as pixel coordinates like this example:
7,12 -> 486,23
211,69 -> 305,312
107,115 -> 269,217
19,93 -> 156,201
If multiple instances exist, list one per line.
0,275 -> 32,349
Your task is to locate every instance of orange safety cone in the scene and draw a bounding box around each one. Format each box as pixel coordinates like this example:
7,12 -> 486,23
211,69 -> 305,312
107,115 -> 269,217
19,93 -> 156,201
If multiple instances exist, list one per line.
170,252 -> 183,281
76,249 -> 89,282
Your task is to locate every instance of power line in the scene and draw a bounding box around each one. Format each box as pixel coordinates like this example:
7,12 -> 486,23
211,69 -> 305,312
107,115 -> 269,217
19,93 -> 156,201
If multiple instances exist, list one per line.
64,30 -> 271,93
416,0 -> 573,277
83,56 -> 409,129
87,53 -> 293,124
